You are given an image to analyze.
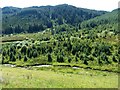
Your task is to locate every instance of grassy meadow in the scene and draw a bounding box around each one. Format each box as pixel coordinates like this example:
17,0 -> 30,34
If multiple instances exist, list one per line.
1,65 -> 118,88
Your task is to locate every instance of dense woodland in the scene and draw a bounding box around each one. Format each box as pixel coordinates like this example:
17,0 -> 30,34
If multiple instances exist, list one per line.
1,4 -> 119,72
2,4 -> 107,34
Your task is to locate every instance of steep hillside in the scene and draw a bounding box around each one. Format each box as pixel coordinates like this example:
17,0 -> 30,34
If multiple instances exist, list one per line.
80,9 -> 118,33
2,4 -> 107,34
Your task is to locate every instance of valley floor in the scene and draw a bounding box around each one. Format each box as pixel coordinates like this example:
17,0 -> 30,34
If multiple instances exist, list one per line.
0,65 -> 118,88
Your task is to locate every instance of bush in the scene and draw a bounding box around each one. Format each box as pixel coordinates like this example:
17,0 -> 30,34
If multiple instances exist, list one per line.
21,46 -> 27,55
57,55 -> 64,63
33,50 -> 38,58
18,53 -> 22,60
112,56 -> 117,62
68,57 -> 72,63
24,56 -> 28,62
48,53 -> 52,62
83,60 -> 88,65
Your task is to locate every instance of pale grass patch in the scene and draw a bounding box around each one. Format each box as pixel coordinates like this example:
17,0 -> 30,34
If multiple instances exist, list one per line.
1,66 -> 118,88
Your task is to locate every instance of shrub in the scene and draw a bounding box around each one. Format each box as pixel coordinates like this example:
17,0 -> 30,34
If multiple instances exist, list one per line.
21,46 -> 27,55
24,56 -> 28,62
68,57 -> 72,63
83,59 -> 88,65
112,56 -> 117,62
48,53 -> 52,62
9,53 -> 16,62
57,55 -> 64,63
32,50 -> 38,58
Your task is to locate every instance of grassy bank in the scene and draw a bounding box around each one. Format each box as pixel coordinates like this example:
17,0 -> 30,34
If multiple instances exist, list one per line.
1,66 -> 118,88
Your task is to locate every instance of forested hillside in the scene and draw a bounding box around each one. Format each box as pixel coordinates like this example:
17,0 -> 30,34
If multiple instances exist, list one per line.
80,9 -> 118,34
1,6 -> 119,72
2,4 -> 107,34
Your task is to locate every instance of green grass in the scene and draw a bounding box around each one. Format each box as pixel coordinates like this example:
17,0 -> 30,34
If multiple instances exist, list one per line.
1,65 -> 118,88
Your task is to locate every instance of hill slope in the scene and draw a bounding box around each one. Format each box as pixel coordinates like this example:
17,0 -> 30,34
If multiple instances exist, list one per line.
2,4 -> 107,34
1,7 -> 119,73
80,9 -> 118,33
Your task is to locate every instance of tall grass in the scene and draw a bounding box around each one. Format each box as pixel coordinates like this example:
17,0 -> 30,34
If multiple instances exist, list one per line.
1,66 -> 118,88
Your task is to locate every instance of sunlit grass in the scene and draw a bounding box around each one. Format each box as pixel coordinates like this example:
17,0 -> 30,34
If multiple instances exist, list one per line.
1,66 -> 118,88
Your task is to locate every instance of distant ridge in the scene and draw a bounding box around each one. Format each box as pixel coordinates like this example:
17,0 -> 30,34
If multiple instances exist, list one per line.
2,4 -> 107,34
